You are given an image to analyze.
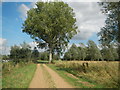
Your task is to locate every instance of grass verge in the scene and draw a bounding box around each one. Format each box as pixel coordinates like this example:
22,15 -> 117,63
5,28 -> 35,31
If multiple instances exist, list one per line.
47,64 -> 103,88
2,63 -> 36,88
52,61 -> 119,88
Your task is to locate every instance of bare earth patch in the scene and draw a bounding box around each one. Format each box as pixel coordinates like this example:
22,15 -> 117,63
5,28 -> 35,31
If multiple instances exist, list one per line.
77,81 -> 95,87
43,64 -> 74,88
65,73 -> 79,80
29,64 -> 74,88
29,64 -> 49,88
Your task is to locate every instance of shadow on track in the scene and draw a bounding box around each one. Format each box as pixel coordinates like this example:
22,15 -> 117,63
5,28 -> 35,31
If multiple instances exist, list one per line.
35,60 -> 49,64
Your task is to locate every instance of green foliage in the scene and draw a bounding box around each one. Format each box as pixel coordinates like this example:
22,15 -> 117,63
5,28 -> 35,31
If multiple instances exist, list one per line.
54,61 -> 119,88
10,42 -> 32,64
39,51 -> 60,60
98,2 -> 120,59
64,44 -> 79,60
64,41 -> 102,61
53,53 -> 60,60
2,55 -> 9,60
2,62 -> 15,74
39,51 -> 49,60
48,64 -> 101,88
31,47 -> 39,61
78,43 -> 87,60
98,2 -> 119,45
22,1 -> 78,62
101,43 -> 119,61
87,40 -> 102,60
63,41 -> 118,61
2,63 -> 36,88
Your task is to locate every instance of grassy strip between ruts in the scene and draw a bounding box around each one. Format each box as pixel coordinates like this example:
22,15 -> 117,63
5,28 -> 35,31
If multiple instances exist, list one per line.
41,64 -> 56,88
47,64 -> 103,88
2,63 -> 36,88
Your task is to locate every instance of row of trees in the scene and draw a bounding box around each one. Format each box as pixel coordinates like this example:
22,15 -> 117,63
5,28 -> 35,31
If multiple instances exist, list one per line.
3,40 -> 118,62
2,42 -> 60,64
9,42 -> 38,64
98,2 -> 120,59
63,40 -> 119,61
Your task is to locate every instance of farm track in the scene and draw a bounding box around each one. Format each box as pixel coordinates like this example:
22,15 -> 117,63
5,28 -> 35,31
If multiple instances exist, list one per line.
29,64 -> 74,88
29,64 -> 49,88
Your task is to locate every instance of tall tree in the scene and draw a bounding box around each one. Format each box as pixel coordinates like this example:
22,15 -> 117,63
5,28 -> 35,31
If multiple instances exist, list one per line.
78,43 -> 87,61
87,40 -> 102,60
64,44 -> 79,60
22,2 -> 78,63
10,45 -> 21,64
69,44 -> 79,60
20,42 -> 32,62
39,51 -> 49,60
64,51 -> 71,60
10,42 -> 32,64
101,43 -> 119,61
32,47 -> 39,61
98,2 -> 120,59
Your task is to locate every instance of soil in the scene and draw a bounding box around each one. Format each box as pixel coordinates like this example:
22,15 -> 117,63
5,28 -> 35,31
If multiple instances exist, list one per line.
29,64 -> 74,88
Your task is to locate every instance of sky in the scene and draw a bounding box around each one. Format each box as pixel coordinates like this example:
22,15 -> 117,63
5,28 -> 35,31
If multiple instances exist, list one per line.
1,0 -> 107,55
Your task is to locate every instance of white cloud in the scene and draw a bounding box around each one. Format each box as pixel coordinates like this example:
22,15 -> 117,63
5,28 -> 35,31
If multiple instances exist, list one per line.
18,4 -> 30,20
0,38 -> 10,55
0,38 -> 7,46
29,41 -> 38,50
18,2 -> 38,20
29,41 -> 45,52
68,2 -> 106,40
30,2 -> 37,8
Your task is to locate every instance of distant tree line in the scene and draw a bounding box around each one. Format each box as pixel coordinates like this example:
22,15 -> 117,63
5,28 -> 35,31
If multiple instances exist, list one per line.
2,40 -> 118,63
63,40 -> 119,61
2,42 -> 60,65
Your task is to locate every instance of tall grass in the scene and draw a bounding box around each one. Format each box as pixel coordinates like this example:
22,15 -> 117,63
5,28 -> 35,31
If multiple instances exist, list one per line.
55,61 -> 119,88
2,61 -> 33,75
2,63 -> 36,88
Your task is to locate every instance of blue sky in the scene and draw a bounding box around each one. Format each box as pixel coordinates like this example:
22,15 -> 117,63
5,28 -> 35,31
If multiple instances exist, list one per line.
2,2 -> 33,46
1,1 -> 106,54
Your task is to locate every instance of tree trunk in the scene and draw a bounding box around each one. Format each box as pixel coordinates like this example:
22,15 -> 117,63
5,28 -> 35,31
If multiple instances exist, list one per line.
83,58 -> 84,61
118,12 -> 120,60
49,49 -> 52,63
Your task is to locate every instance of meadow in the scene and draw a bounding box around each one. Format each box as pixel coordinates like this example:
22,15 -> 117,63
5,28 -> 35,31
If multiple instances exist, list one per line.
2,62 -> 36,88
49,61 -> 119,88
2,60 -> 119,88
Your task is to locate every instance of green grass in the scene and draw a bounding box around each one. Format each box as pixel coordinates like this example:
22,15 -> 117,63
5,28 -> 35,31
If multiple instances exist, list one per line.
52,61 -> 119,88
41,64 -> 56,88
47,64 -> 103,88
37,60 -> 49,63
2,63 -> 36,88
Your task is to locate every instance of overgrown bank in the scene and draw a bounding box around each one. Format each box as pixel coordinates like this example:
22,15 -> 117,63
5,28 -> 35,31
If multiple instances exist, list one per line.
48,61 -> 119,88
2,62 -> 36,88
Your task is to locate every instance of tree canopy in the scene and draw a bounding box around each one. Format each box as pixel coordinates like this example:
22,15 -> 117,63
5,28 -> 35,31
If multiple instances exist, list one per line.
87,40 -> 102,60
10,42 -> 31,64
22,1 -> 78,62
98,2 -> 120,59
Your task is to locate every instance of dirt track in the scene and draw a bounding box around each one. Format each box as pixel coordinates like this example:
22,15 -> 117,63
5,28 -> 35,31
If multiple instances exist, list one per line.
29,64 -> 49,88
29,64 -> 74,88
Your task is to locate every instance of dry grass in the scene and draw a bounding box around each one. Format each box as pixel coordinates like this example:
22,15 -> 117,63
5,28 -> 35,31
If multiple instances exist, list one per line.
55,61 -> 119,88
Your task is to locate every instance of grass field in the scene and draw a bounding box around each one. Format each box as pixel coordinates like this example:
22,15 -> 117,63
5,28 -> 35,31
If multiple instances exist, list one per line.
2,60 -> 119,88
48,61 -> 119,88
2,63 -> 36,88
47,64 -> 103,88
